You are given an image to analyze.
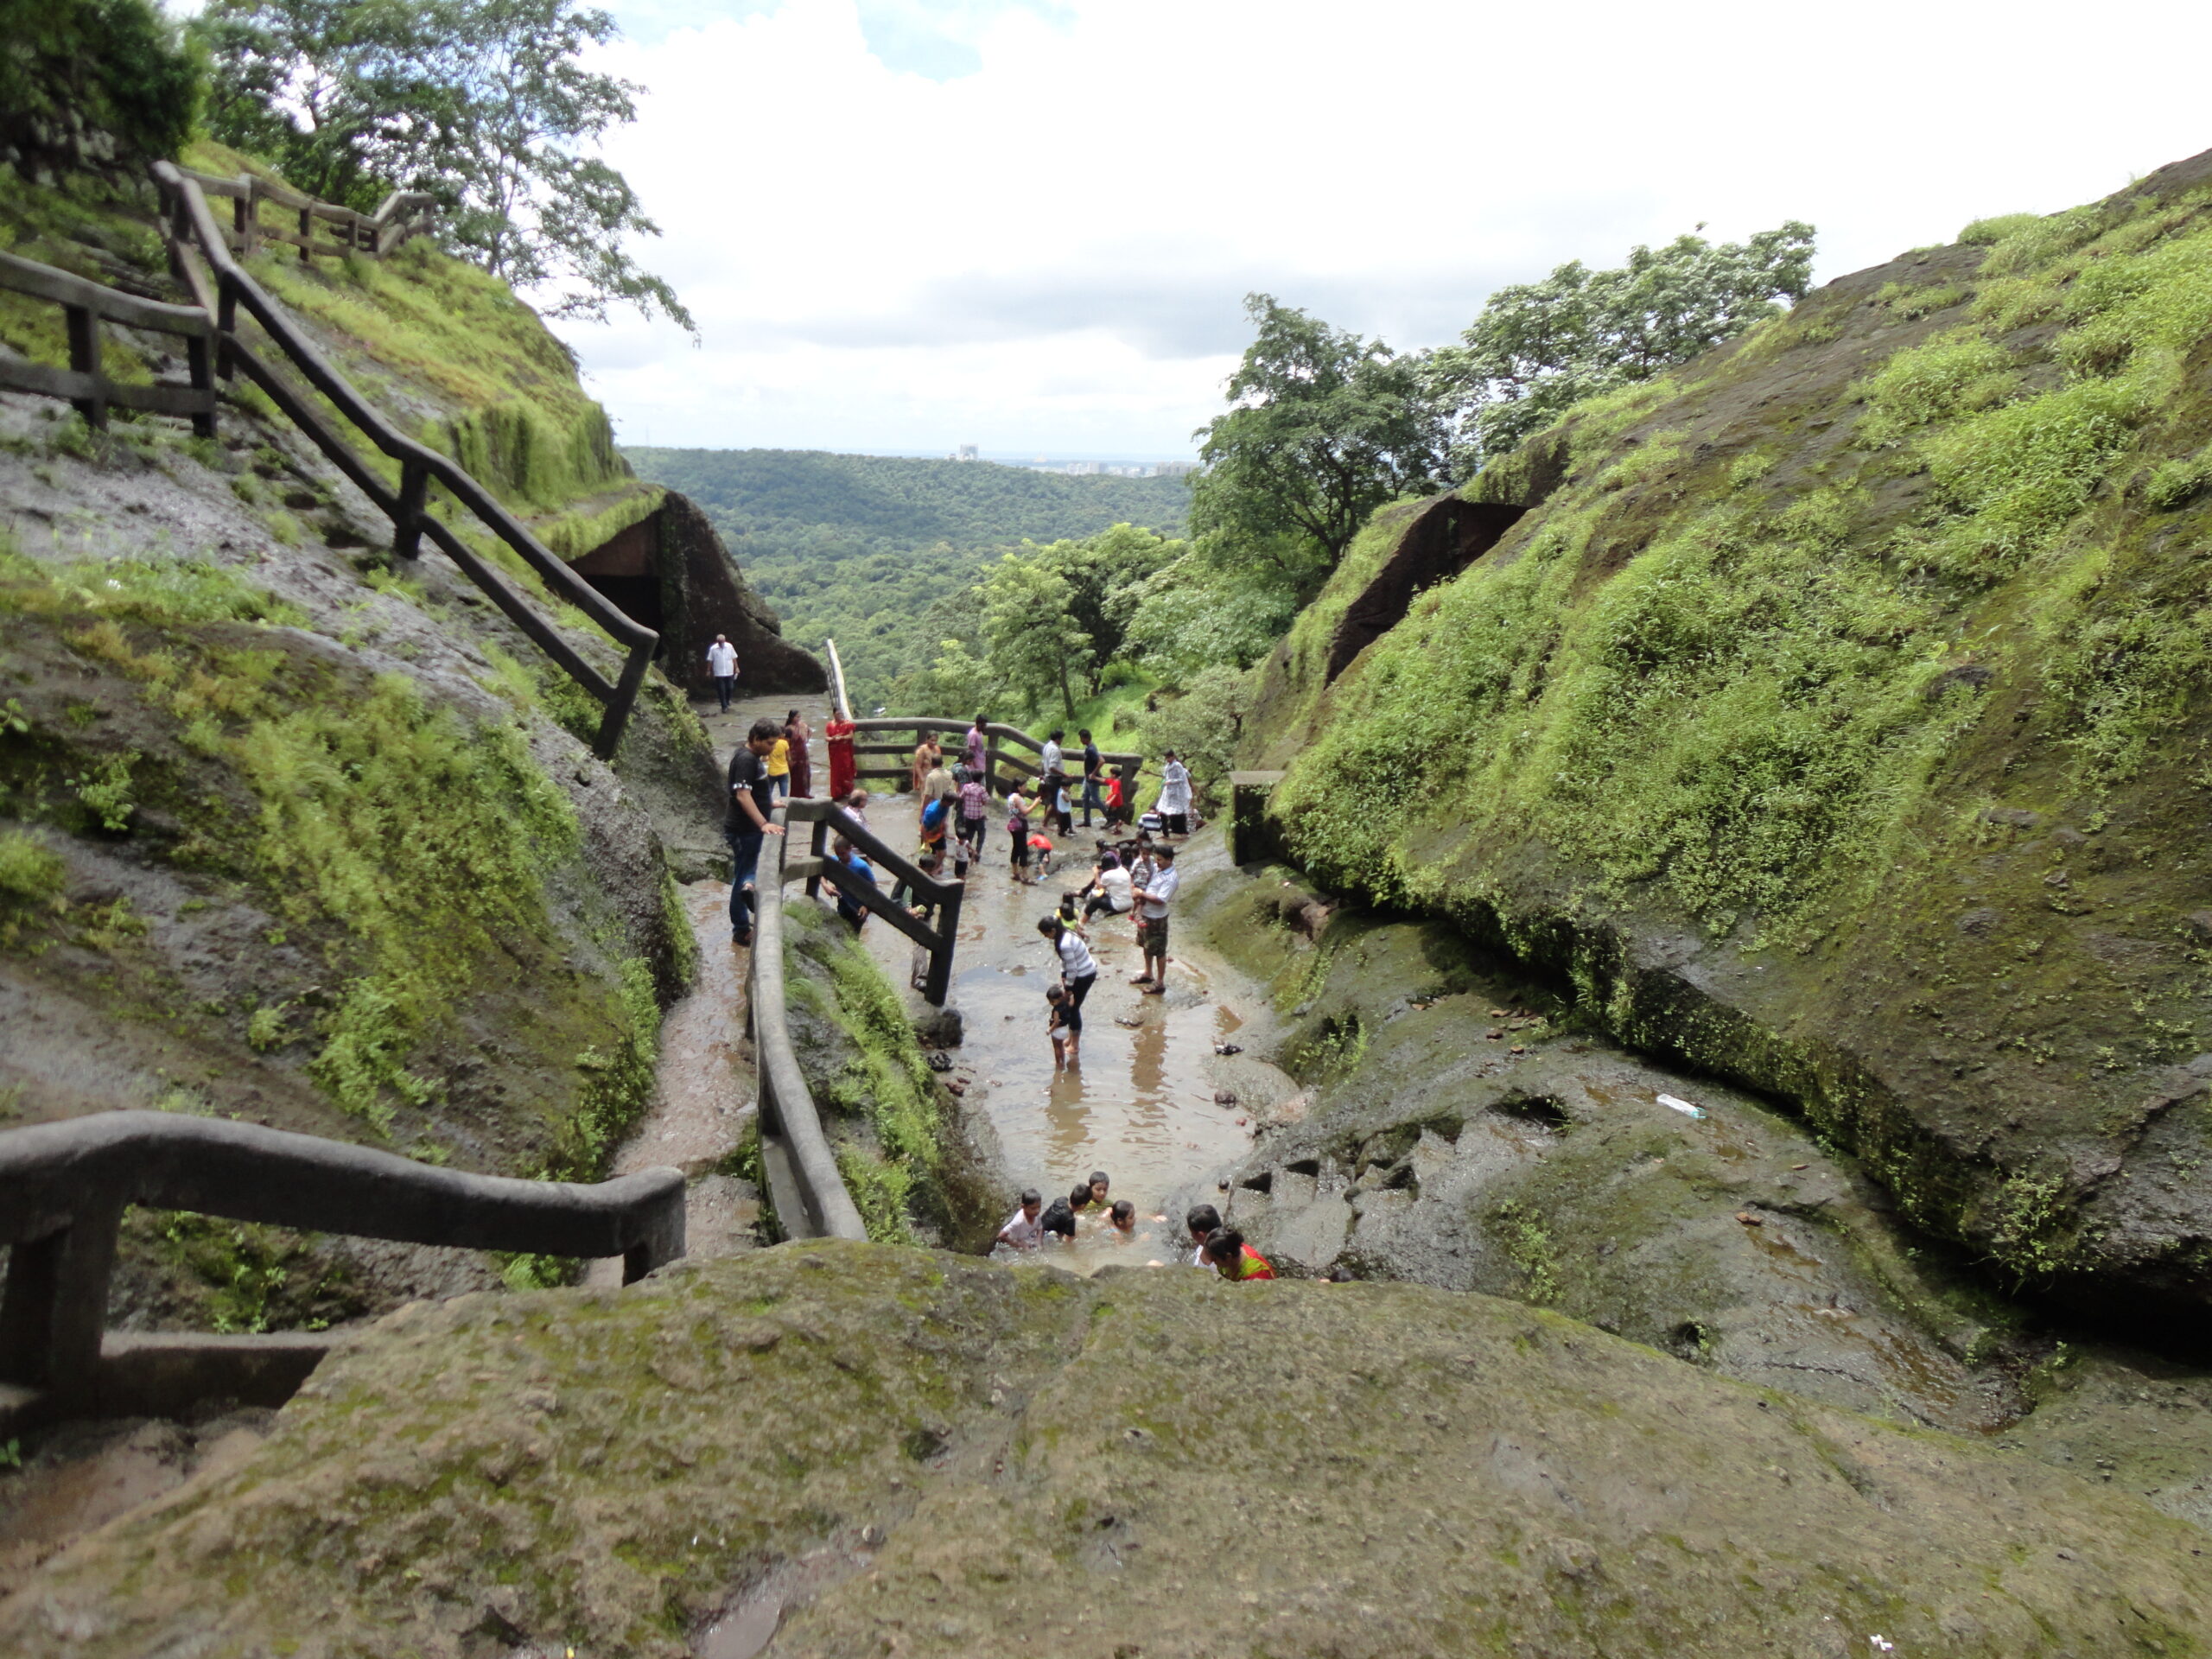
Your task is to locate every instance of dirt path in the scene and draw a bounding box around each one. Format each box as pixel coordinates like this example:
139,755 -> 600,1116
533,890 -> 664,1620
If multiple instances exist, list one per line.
583,879 -> 760,1285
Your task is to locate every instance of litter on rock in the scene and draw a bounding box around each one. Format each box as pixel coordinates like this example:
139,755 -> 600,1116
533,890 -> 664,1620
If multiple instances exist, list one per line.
1213,1042 -> 1243,1056
1657,1093 -> 1707,1119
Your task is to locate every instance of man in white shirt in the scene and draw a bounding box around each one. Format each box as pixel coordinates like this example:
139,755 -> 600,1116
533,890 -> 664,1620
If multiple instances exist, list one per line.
1159,749 -> 1192,837
997,1188 -> 1045,1250
705,634 -> 739,713
1134,845 -> 1179,995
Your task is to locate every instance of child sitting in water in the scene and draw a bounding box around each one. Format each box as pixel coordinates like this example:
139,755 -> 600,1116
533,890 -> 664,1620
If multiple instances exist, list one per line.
1040,1196 -> 1077,1243
1046,982 -> 1079,1068
1106,1198 -> 1135,1238
1201,1226 -> 1277,1281
1086,1170 -> 1110,1210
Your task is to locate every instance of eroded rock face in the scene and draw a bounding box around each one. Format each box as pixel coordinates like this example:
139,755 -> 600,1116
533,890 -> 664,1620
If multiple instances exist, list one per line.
1186,863 -> 2032,1434
1244,152 -> 2212,1313
5,1243 -> 2209,1659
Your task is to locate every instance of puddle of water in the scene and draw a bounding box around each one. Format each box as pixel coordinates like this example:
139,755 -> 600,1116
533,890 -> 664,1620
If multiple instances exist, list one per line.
856,807 -> 1257,1267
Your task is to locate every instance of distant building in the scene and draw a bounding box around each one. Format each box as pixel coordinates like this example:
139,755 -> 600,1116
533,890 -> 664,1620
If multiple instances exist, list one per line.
1152,461 -> 1198,479
950,444 -> 980,461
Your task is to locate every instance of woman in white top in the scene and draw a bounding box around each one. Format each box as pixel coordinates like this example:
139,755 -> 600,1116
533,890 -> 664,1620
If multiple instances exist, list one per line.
1038,913 -> 1098,1010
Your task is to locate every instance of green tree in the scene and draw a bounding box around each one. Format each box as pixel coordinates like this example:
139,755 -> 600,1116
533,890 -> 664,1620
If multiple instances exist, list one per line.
195,0 -> 691,329
1137,665 -> 1257,811
1033,523 -> 1181,696
1192,294 -> 1449,598
1122,533 -> 1301,679
0,0 -> 201,172
1429,221 -> 1815,472
982,552 -> 1089,722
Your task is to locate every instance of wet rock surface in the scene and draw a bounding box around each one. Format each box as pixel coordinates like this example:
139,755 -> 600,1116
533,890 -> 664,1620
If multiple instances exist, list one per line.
1189,855 -> 2212,1517
5,1243 -> 2209,1658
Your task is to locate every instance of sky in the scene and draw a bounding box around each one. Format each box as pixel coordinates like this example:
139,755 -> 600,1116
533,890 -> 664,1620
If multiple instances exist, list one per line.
564,0 -> 2212,458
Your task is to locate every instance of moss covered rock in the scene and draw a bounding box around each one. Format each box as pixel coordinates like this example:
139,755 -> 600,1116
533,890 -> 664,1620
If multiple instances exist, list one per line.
1249,148 -> 2212,1313
7,1242 -> 2211,1656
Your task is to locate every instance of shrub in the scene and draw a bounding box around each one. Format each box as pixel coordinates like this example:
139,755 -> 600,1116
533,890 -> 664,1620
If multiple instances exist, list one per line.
1958,213 -> 2043,247
0,0 -> 201,170
0,831 -> 66,906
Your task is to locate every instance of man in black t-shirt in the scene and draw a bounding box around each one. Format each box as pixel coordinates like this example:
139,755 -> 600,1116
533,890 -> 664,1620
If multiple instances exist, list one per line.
1077,728 -> 1104,829
726,715 -> 786,945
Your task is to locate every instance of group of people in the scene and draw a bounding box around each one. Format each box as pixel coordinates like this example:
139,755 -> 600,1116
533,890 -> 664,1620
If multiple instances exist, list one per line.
995,1170 -> 1138,1248
994,1183 -> 1274,1282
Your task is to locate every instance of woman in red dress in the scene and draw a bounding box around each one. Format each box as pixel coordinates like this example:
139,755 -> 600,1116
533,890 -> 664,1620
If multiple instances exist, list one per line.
825,709 -> 857,801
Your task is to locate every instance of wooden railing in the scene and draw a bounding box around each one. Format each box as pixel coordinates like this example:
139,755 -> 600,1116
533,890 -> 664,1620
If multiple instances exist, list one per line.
746,800 -> 869,1242
150,161 -> 658,760
850,717 -> 1142,795
178,165 -> 435,263
0,1111 -> 683,1431
745,792 -> 967,1241
0,249 -> 219,437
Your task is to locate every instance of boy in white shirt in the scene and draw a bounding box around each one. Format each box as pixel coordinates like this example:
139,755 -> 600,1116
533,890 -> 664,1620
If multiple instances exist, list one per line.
997,1189 -> 1045,1249
1134,845 -> 1179,994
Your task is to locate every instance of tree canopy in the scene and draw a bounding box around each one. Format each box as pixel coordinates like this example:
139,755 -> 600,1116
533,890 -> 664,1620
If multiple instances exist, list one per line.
0,0 -> 200,172
1428,220 -> 1815,470
1191,294 -> 1449,591
195,0 -> 690,330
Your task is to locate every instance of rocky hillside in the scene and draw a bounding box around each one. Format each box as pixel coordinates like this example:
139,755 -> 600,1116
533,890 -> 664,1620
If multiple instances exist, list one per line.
10,1241 -> 2210,1658
1246,147 -> 2212,1318
0,154 -> 786,1319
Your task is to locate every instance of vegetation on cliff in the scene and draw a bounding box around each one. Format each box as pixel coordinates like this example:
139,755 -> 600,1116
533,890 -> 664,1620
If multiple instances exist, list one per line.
1252,149 -> 2212,1309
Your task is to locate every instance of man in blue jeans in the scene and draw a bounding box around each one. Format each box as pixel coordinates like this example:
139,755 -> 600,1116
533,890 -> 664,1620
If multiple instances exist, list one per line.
726,715 -> 785,945
1077,728 -> 1104,828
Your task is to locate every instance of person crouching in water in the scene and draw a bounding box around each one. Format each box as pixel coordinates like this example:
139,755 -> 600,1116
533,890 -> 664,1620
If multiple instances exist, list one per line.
1046,982 -> 1079,1069
1201,1226 -> 1276,1281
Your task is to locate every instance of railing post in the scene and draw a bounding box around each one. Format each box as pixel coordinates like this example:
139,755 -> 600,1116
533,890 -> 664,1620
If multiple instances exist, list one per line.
214,273 -> 238,381
298,205 -> 313,264
804,811 -> 829,900
184,331 -> 216,441
592,641 -> 654,761
0,1200 -> 121,1402
232,193 -> 250,255
63,302 -> 104,429
392,458 -> 428,560
924,879 -> 963,1007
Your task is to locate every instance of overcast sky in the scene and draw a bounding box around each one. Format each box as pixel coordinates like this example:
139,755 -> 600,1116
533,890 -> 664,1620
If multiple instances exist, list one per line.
570,0 -> 2212,457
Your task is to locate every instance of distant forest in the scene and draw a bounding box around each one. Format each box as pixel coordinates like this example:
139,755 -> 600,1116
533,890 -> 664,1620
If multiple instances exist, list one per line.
621,448 -> 1191,707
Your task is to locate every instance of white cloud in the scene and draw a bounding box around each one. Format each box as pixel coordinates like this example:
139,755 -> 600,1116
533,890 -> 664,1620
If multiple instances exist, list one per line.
566,0 -> 2212,454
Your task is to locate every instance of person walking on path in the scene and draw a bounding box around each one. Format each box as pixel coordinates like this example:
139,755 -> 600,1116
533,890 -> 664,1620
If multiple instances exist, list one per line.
825,709 -> 857,800
724,716 -> 785,946
706,635 -> 739,713
1040,729 -> 1065,791
918,754 -> 954,855
956,765 -> 990,863
910,732 -> 942,797
784,709 -> 813,799
963,715 -> 988,783
1078,729 -> 1104,828
1158,749 -> 1192,838
1133,844 -> 1179,993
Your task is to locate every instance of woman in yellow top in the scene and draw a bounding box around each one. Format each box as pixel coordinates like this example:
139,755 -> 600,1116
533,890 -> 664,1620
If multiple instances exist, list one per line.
766,731 -> 791,798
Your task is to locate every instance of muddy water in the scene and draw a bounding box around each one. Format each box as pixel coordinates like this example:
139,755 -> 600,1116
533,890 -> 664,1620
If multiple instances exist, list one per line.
851,798 -> 1278,1272
684,693 -> 1285,1268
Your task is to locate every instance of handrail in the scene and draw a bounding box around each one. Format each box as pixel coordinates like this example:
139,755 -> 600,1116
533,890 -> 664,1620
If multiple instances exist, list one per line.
174,164 -> 435,262
848,717 -> 1142,793
151,161 -> 658,760
824,636 -> 852,721
0,250 -> 218,436
747,801 -> 869,1242
0,1111 -> 684,1415
789,796 -> 965,1004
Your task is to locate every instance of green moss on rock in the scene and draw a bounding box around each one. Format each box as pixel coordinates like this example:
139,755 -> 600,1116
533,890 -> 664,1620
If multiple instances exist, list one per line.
1248,149 -> 2212,1310
10,1243 -> 2212,1657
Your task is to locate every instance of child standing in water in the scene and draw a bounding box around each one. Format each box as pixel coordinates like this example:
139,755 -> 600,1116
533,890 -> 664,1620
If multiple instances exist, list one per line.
1046,982 -> 1079,1068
